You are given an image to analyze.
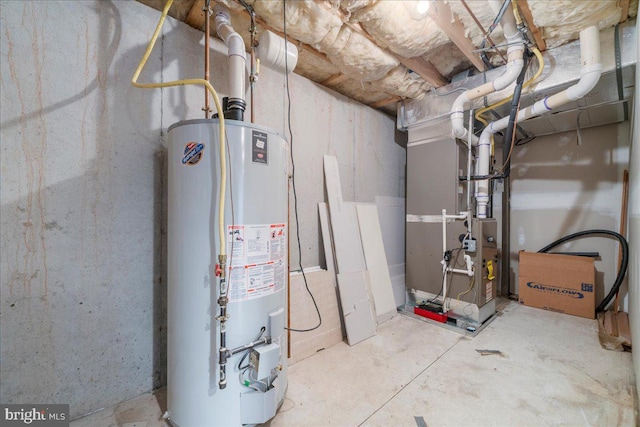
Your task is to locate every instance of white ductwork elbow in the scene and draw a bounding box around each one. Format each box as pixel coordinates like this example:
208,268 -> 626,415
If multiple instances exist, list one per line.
474,25 -> 602,219
450,1 -> 524,145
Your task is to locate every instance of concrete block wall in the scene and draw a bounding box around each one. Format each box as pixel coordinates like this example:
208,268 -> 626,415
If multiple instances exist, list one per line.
0,0 -> 405,419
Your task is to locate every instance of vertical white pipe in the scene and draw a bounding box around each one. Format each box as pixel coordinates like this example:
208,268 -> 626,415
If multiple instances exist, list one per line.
442,209 -> 448,310
214,5 -> 246,107
450,1 -> 524,144
475,26 -> 603,218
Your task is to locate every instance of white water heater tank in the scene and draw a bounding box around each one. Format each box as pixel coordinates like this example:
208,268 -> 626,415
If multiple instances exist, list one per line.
167,119 -> 288,426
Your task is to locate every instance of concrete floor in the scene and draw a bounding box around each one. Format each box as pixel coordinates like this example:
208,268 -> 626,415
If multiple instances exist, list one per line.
71,301 -> 637,427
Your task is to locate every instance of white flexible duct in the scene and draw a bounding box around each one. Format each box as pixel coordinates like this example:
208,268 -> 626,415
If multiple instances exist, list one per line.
475,26 -> 602,218
214,4 -> 246,109
451,0 -> 525,145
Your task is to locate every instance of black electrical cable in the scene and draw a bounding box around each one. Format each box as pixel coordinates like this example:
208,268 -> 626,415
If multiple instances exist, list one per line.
488,0 -> 512,36
426,246 -> 465,305
282,0 -> 322,332
499,50 -> 529,177
537,230 -> 629,313
238,326 -> 266,370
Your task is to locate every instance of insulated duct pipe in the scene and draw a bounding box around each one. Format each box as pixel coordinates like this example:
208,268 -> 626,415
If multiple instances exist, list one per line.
475,26 -> 603,218
214,4 -> 247,120
450,0 -> 525,144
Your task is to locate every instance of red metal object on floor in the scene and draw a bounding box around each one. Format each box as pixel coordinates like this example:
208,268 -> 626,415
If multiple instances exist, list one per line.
414,306 -> 448,323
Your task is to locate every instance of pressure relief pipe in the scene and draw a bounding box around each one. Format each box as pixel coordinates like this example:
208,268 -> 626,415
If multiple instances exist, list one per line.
214,4 -> 247,121
475,25 -> 602,218
450,0 -> 525,145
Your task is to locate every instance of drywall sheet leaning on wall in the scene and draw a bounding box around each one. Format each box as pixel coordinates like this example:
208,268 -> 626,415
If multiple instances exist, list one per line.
336,271 -> 377,345
319,203 -> 336,273
323,155 -> 367,274
289,269 -> 343,363
375,196 -> 406,307
356,204 -> 397,324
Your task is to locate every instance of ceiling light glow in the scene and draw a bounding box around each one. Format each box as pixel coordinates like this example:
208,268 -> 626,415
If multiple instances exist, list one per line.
416,0 -> 431,15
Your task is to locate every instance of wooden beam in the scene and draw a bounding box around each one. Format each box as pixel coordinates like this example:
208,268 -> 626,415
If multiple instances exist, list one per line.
427,1 -> 485,72
370,96 -> 401,109
185,0 -> 205,30
400,56 -> 449,87
322,74 -> 349,86
345,22 -> 448,87
515,0 -> 546,51
619,0 -> 630,23
459,0 -> 506,64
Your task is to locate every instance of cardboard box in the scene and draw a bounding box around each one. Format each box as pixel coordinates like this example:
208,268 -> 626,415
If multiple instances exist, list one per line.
518,252 -> 595,319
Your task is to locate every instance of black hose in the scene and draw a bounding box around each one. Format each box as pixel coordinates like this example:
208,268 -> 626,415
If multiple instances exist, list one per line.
501,51 -> 529,178
537,230 -> 629,313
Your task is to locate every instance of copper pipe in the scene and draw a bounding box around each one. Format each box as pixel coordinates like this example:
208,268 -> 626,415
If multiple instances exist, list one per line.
250,47 -> 255,123
203,0 -> 211,118
460,0 -> 507,64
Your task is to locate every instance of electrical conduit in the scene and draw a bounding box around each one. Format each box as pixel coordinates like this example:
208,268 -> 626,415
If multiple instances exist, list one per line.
475,25 -> 602,218
450,0 -> 525,145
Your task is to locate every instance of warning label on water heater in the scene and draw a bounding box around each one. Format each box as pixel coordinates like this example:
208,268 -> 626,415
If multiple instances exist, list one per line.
227,223 -> 286,302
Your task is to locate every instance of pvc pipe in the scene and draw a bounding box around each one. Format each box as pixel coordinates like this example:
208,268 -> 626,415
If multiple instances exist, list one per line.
439,210 -> 469,312
450,0 -> 524,145
441,209 -> 448,310
214,4 -> 246,107
447,254 -> 474,277
475,26 -> 603,218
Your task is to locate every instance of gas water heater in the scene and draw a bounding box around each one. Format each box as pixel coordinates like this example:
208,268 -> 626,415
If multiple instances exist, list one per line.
167,119 -> 289,426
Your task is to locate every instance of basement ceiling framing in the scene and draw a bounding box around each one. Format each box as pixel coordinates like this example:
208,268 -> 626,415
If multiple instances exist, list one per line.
136,0 -> 637,114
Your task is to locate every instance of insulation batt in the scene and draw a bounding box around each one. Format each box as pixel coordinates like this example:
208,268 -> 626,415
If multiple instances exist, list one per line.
252,0 -> 398,82
326,26 -> 399,81
424,43 -> 473,78
334,79 -> 393,105
375,66 -> 431,99
529,0 -> 636,48
294,50 -> 341,82
333,65 -> 430,102
447,0 -> 506,47
202,0 -> 638,102
341,0 -> 375,14
252,0 -> 343,45
350,1 -> 448,57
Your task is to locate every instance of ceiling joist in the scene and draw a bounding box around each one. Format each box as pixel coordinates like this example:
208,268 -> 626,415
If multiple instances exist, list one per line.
400,56 -> 449,88
322,74 -> 349,86
619,0 -> 630,22
427,1 -> 486,72
370,96 -> 401,109
345,22 -> 448,87
515,0 -> 547,51
186,0 -> 205,29
137,0 -> 629,115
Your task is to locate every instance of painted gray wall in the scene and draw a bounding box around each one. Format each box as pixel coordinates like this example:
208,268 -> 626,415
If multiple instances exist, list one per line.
0,0 -> 405,418
252,64 -> 406,270
506,122 -> 631,305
